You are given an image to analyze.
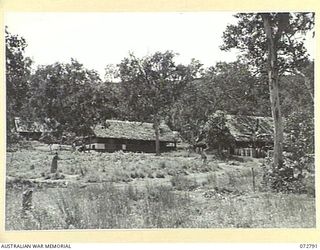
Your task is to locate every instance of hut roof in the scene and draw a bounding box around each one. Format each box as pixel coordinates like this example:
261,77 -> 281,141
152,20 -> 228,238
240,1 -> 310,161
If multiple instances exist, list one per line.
92,120 -> 179,142
14,117 -> 55,133
225,115 -> 274,142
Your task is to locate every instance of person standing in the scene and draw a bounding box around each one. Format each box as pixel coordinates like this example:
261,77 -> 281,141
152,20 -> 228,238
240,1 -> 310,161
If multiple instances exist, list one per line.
50,152 -> 59,173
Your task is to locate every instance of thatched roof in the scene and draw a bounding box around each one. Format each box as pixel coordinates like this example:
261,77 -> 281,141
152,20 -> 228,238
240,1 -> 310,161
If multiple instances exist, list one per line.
225,115 -> 274,142
92,120 -> 179,142
14,117 -> 54,133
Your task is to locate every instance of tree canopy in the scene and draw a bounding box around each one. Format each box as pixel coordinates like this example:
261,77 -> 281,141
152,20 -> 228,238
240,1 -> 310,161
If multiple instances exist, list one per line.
6,27 -> 32,142
221,12 -> 314,168
118,51 -> 201,155
24,59 -> 104,136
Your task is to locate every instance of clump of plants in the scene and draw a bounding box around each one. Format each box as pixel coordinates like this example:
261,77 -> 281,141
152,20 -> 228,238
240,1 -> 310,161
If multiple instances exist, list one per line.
261,110 -> 315,195
261,154 -> 314,195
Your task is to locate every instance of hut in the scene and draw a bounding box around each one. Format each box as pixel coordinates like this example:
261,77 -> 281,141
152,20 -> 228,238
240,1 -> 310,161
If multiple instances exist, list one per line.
84,120 -> 179,153
225,115 -> 274,158
14,117 -> 55,140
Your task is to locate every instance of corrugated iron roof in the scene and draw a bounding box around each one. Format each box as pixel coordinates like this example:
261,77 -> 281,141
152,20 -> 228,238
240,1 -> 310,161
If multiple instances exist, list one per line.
92,120 -> 179,142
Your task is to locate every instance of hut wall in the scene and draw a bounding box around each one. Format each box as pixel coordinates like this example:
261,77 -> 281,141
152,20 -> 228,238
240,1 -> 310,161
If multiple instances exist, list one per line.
231,141 -> 270,158
87,137 -> 175,153
19,132 -> 42,140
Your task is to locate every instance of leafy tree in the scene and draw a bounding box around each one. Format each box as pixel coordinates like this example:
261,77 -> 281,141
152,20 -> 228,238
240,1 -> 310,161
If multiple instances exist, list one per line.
118,51 -> 200,155
284,111 -> 314,160
170,61 -> 269,148
169,78 -> 213,148
5,27 -> 32,142
203,61 -> 270,115
221,12 -> 314,169
25,59 -> 104,137
104,64 -> 120,82
204,110 -> 234,155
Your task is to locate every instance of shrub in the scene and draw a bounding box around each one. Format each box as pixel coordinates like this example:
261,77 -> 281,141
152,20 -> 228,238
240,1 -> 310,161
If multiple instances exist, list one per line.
203,110 -> 235,155
284,110 -> 314,161
261,110 -> 315,194
261,154 -> 315,194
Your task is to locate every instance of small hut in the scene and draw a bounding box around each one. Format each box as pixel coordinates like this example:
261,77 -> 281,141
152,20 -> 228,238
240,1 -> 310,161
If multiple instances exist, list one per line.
225,115 -> 274,158
14,117 -> 54,140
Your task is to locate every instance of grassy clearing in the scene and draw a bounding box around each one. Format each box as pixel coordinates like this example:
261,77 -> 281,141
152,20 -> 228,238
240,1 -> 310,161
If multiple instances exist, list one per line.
5,143 -> 316,229
6,148 -> 219,183
6,183 -> 315,229
6,183 -> 191,230
187,191 -> 315,228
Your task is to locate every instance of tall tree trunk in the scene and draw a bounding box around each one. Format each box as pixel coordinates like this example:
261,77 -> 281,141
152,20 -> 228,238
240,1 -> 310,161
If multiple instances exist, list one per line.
154,118 -> 161,156
262,14 -> 284,169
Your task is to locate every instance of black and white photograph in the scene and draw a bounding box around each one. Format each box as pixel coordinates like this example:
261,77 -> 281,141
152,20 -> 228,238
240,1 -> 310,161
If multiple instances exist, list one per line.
5,12 -> 315,230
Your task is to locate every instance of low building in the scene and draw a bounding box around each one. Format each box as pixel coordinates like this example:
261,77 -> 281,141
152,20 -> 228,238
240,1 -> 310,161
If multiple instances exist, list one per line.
84,120 -> 179,153
14,117 -> 54,140
226,115 -> 274,158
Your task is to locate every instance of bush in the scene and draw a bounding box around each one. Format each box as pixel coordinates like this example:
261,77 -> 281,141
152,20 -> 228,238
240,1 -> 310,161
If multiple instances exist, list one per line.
261,154 -> 315,194
284,110 -> 314,161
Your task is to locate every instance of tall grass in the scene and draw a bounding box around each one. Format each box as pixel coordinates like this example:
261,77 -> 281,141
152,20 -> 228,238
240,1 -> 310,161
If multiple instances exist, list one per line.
186,192 -> 316,228
6,182 -> 315,230
6,183 -> 192,230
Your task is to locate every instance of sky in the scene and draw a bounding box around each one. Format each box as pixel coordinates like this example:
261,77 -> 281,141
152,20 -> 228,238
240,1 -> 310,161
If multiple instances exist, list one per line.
5,12 -> 315,80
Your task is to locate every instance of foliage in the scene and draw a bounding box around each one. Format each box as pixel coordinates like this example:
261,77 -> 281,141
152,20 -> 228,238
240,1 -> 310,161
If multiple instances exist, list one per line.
280,61 -> 314,117
204,110 -> 234,154
203,61 -> 270,115
24,59 -> 105,136
169,61 -> 270,147
5,27 -> 32,144
261,154 -> 314,195
169,78 -> 212,146
284,110 -> 314,160
221,12 -> 314,169
221,13 -> 314,74
262,109 -> 314,194
118,51 -> 201,154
